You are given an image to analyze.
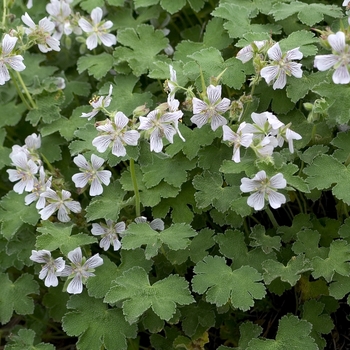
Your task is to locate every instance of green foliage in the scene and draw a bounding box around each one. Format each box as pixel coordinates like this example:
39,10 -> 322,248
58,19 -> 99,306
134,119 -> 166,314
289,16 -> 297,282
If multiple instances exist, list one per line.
5,329 -> 55,350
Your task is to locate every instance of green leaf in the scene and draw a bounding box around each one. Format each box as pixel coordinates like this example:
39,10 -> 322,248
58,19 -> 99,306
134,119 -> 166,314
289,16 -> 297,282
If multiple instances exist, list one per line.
5,329 -> 55,350
105,267 -> 194,323
134,0 -> 158,7
192,256 -> 266,310
42,287 -> 70,322
0,273 -> 39,324
311,240 -> 350,283
236,322 -> 262,350
114,24 -> 168,76
292,229 -> 328,260
160,0 -> 186,13
85,181 -> 126,222
0,128 -> 11,169
328,273 -> 350,301
36,221 -> 97,255
249,225 -> 281,254
77,53 -> 114,79
262,254 -> 312,286
69,123 -> 97,155
270,1 -> 343,26
0,192 -> 40,240
331,130 -> 350,163
247,315 -> 317,350
304,154 -> 350,204
122,222 -> 197,259
62,291 -> 137,350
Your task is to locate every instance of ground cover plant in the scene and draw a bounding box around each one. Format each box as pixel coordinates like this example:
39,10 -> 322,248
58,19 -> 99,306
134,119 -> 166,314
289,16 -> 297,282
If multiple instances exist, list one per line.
1,0 -> 350,349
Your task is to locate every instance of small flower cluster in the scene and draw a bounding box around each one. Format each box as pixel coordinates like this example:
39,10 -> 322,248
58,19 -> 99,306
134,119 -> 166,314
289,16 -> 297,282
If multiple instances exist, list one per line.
30,247 -> 103,294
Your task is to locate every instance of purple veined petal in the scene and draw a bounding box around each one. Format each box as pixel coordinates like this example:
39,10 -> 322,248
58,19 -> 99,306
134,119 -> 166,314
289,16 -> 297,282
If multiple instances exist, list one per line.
41,188 -> 59,200
78,18 -> 93,32
247,191 -> 265,211
13,179 -> 29,194
7,169 -> 22,182
21,12 -> 36,28
91,223 -> 106,236
115,221 -> 126,233
55,257 -> 66,272
39,203 -> 59,220
240,178 -> 258,192
288,62 -> 303,78
240,133 -> 254,148
11,151 -> 29,168
111,138 -> 127,157
46,36 -> 60,51
97,170 -> 111,186
73,154 -> 90,169
0,63 -> 9,84
150,129 -> 163,153
273,70 -> 287,89
267,42 -> 282,61
92,135 -> 112,153
192,97 -> 208,114
59,265 -> 73,277
162,124 -> 176,143
211,113 -> 228,131
100,236 -> 111,250
98,33 -> 117,47
86,33 -> 98,50
123,130 -> 140,146
45,270 -> 59,287
207,85 -> 222,104
150,219 -> 164,231
91,7 -> 103,24
343,0 -> 350,5
36,196 -> 46,209
134,216 -> 147,224
81,110 -> 98,120
161,110 -> 183,123
333,65 -> 350,84
260,65 -> 279,84
114,111 -> 129,129
286,47 -> 303,61
72,172 -> 89,188
84,253 -> 103,269
191,113 -> 209,128
25,192 -> 38,205
90,178 -> 103,196
138,115 -> 154,130
215,97 -> 231,113
68,247 -> 82,265
253,170 -> 267,182
38,43 -> 51,53
100,20 -> 113,30
57,205 -> 70,222
91,154 -> 105,170
2,34 -> 17,55
64,200 -> 82,213
328,31 -> 346,53
236,45 -> 253,63
39,17 -> 55,32
314,54 -> 339,71
270,173 -> 287,189
30,249 -> 51,263
112,238 -> 121,251
61,189 -> 72,201
232,145 -> 241,163
67,274 -> 83,294
39,265 -> 49,280
267,190 -> 286,209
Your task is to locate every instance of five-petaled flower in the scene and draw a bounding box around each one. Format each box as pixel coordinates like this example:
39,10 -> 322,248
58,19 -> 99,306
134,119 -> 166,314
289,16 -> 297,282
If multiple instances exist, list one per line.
60,247 -> 103,294
78,7 -> 116,50
39,189 -> 82,222
92,111 -> 140,157
72,154 -> 111,196
191,85 -> 230,131
91,220 -> 125,251
240,170 -> 287,211
236,40 -> 268,63
0,34 -> 26,85
314,31 -> 350,84
30,250 -> 65,287
260,43 -> 303,89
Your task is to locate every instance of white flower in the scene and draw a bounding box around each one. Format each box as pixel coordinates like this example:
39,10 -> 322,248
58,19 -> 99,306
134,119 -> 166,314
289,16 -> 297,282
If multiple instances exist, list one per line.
191,85 -> 230,131
7,152 -> 39,194
240,171 -> 287,211
60,247 -> 103,294
21,12 -> 60,53
25,166 -> 52,209
72,154 -> 111,196
81,84 -> 113,120
0,34 -> 26,85
46,0 -> 73,40
25,133 -> 41,150
343,0 -> 350,6
27,0 -> 33,8
78,7 -> 116,50
134,216 -> 164,231
236,40 -> 268,63
276,124 -> 302,153
138,103 -> 184,153
314,31 -> 350,84
30,250 -> 65,287
260,43 -> 303,89
167,64 -> 178,95
39,189 -> 82,222
92,112 -> 140,157
222,123 -> 253,163
91,220 -> 125,251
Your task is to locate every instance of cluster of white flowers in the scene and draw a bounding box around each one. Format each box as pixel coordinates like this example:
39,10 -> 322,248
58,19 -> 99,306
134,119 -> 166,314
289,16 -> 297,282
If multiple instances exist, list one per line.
30,247 -> 103,294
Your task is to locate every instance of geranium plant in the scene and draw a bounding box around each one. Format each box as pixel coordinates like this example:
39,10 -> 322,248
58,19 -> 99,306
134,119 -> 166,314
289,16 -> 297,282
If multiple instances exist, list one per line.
1,0 -> 350,349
